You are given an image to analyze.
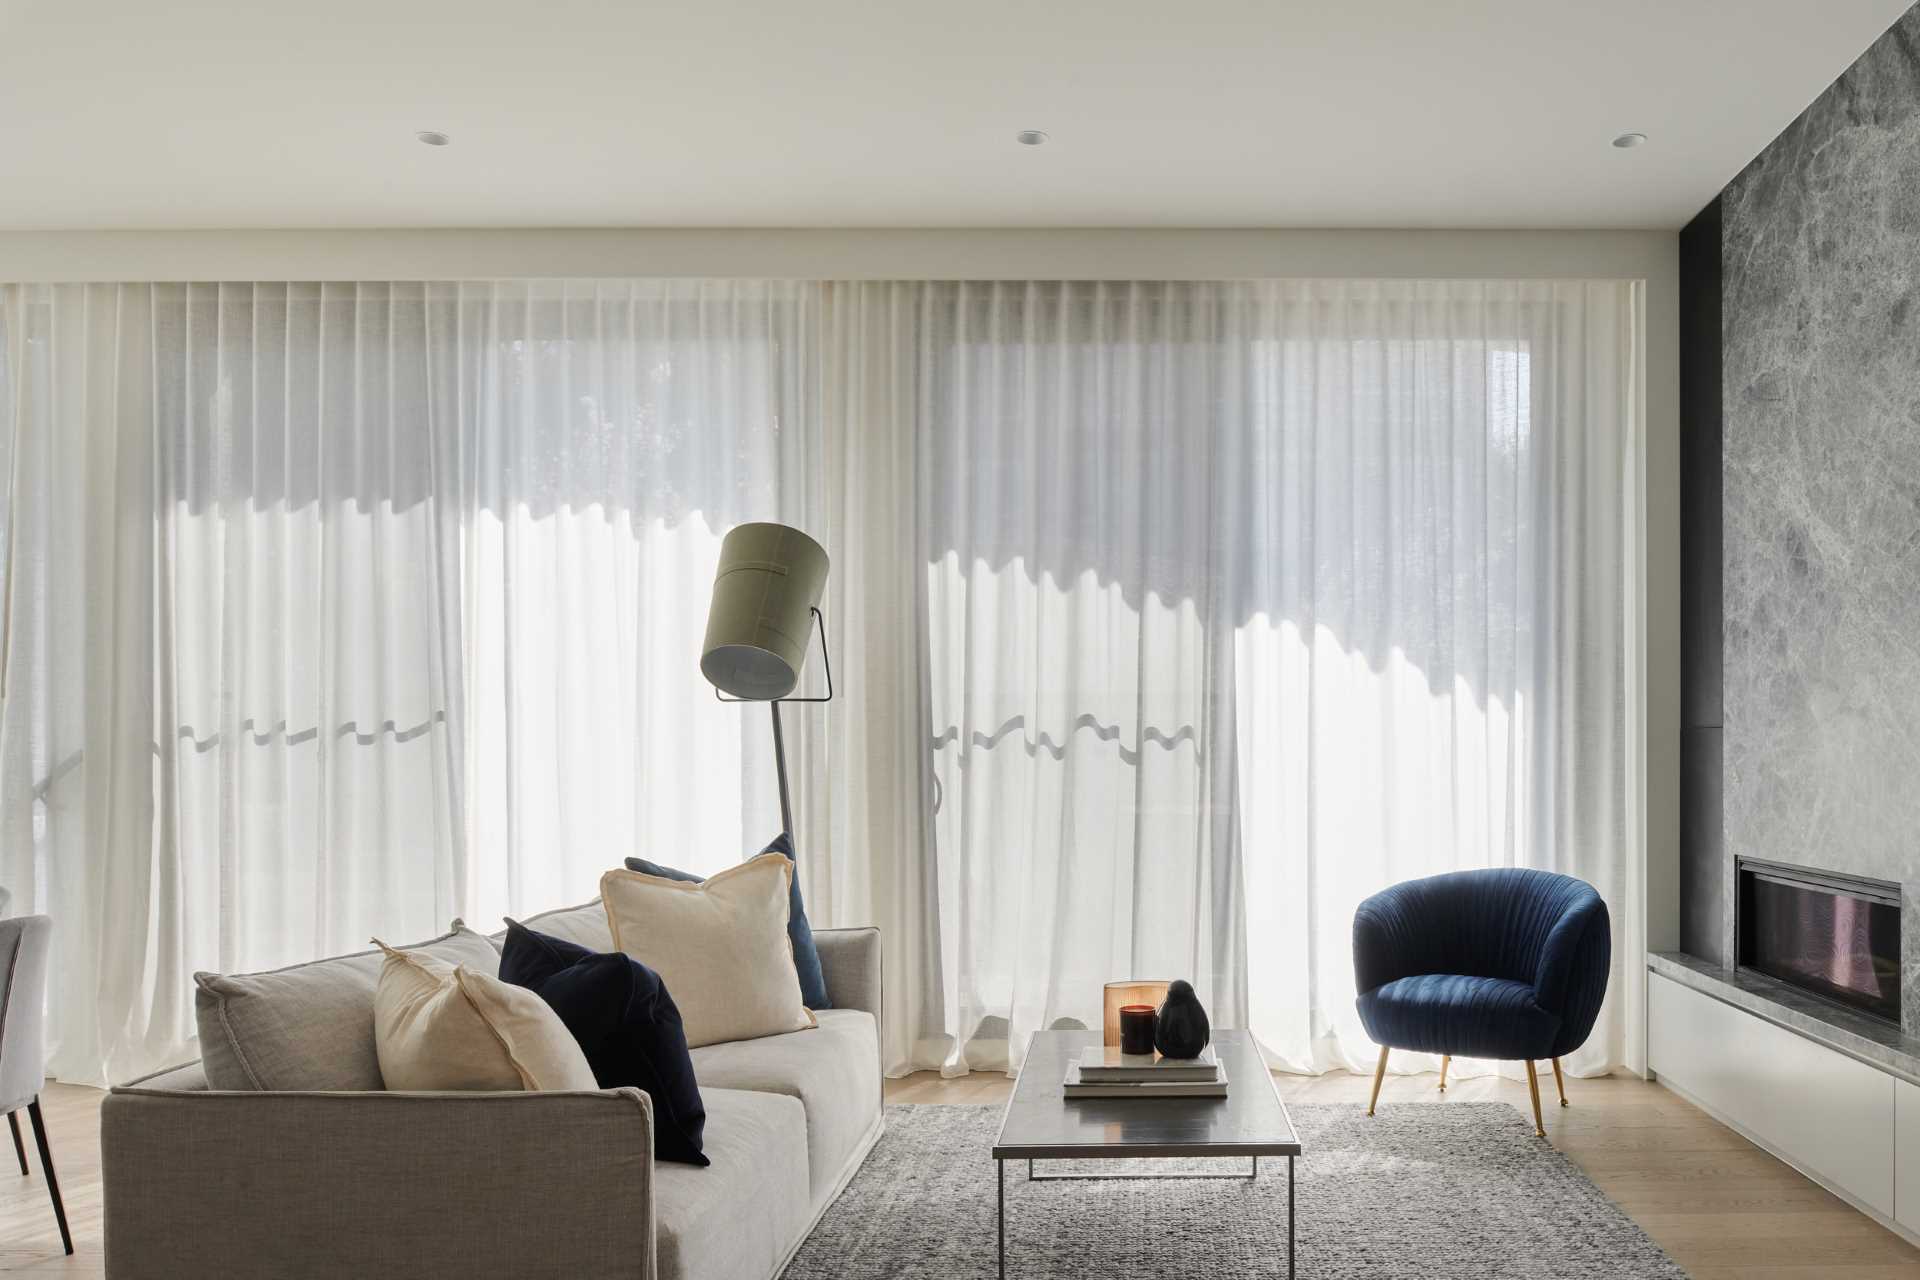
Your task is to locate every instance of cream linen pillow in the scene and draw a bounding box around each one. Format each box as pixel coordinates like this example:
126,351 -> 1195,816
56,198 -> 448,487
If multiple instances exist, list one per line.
600,851 -> 816,1049
370,941 -> 598,1092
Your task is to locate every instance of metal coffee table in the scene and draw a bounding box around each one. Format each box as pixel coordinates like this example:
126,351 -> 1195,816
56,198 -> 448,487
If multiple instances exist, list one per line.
991,1028 -> 1301,1278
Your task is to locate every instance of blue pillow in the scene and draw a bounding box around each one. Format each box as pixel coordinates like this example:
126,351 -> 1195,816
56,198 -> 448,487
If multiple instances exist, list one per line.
498,921 -> 710,1167
626,832 -> 831,1010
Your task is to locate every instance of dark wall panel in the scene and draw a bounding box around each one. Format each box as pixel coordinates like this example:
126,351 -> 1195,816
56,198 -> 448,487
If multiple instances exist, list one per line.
1678,198 -> 1723,732
1678,197 -> 1726,964
1679,727 -> 1725,961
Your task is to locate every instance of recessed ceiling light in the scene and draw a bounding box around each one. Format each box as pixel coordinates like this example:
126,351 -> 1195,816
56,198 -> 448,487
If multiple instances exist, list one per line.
1612,132 -> 1647,149
1016,130 -> 1048,146
416,130 -> 451,147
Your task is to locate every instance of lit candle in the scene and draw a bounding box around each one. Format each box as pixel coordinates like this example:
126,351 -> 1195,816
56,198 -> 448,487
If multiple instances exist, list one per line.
1118,1005 -> 1157,1056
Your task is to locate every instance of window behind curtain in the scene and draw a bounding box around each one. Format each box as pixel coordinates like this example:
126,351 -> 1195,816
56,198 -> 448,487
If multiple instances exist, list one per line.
0,277 -> 1637,1085
914,280 -> 1630,1077
0,280 -> 810,1084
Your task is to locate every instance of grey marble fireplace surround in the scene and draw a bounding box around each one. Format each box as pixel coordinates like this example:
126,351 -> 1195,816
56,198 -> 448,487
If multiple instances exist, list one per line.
1683,5 -> 1920,1039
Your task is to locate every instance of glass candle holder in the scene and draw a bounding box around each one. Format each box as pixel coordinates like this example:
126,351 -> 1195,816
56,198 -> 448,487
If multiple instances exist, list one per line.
1118,1005 -> 1158,1056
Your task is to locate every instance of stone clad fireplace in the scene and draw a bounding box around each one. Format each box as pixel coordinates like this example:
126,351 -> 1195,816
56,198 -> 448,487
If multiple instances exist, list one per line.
1657,6 -> 1920,1240
1736,858 -> 1901,1026
1707,5 -> 1920,1038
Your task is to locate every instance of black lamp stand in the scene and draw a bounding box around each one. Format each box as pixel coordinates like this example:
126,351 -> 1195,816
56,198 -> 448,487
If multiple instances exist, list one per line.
717,606 -> 833,838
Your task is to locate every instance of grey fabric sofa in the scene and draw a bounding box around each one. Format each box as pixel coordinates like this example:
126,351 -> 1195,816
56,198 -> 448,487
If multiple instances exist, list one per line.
99,898 -> 884,1280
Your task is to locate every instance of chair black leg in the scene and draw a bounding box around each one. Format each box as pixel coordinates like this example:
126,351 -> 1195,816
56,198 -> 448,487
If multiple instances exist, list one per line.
7,1109 -> 26,1175
27,1097 -> 72,1255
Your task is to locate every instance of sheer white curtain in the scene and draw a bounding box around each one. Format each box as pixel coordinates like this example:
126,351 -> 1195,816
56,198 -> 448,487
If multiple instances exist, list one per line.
0,281 -> 808,1084
905,280 -> 1639,1080
0,283 -> 458,1083
0,276 -> 1639,1086
437,281 -> 814,922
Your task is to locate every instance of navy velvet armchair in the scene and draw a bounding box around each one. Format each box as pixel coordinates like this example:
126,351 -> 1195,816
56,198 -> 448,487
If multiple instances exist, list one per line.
1352,868 -> 1610,1136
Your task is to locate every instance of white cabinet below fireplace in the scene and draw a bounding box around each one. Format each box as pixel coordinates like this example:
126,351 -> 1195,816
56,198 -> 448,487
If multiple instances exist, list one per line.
1898,1078 -> 1920,1235
1649,970 -> 1896,1220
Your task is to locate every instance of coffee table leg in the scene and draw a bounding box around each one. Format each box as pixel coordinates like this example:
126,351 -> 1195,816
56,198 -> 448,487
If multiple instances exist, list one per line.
998,1156 -> 1006,1279
1288,1154 -> 1295,1279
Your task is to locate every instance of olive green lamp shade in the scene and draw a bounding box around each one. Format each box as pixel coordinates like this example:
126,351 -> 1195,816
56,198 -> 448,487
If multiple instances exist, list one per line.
700,522 -> 830,700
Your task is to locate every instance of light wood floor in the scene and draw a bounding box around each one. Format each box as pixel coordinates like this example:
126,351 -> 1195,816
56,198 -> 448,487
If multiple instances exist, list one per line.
6,1069 -> 1919,1277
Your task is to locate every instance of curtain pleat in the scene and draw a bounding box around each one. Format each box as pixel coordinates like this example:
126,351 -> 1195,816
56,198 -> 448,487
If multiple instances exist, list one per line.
0,277 -> 1639,1087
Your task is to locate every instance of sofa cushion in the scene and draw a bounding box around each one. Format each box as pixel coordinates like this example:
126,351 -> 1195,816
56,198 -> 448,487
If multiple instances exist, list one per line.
498,921 -> 709,1166
627,831 -> 831,1010
371,941 -> 597,1092
505,897 -> 614,953
688,1008 -> 880,1201
601,854 -> 815,1049
194,923 -> 501,1091
654,1087 -> 810,1280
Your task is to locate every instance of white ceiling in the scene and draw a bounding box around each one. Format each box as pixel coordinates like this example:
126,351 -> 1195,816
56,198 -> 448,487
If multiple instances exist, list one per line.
0,0 -> 1909,231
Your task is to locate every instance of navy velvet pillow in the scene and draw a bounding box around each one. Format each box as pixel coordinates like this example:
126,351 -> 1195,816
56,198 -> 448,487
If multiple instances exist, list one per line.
498,921 -> 709,1167
625,832 -> 831,1010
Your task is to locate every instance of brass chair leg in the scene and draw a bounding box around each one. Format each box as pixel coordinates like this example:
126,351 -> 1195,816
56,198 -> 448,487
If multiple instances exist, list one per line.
1438,1054 -> 1450,1093
1523,1060 -> 1546,1137
1552,1057 -> 1568,1107
1367,1046 -> 1389,1116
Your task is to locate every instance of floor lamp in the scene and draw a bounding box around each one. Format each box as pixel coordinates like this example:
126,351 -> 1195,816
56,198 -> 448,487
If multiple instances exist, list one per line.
699,522 -> 833,837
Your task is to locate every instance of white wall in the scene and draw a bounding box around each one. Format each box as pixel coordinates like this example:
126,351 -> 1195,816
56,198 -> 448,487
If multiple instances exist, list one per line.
0,225 -> 1681,1066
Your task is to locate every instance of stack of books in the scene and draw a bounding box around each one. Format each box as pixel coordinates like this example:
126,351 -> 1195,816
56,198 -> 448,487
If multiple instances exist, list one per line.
1061,1044 -> 1228,1099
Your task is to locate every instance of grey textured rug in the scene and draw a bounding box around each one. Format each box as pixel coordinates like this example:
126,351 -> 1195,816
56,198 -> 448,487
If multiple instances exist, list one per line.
785,1103 -> 1686,1279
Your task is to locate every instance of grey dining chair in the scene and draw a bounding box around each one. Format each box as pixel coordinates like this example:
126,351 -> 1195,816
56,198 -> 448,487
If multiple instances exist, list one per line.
1,915 -> 70,1255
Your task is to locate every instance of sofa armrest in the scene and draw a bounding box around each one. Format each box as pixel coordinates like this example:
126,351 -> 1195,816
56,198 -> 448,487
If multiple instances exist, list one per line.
814,926 -> 881,1018
101,1086 -> 656,1280
815,926 -> 884,1094
118,1060 -> 207,1091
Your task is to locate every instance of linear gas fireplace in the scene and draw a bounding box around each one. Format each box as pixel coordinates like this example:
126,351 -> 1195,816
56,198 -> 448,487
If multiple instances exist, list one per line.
1737,857 -> 1902,1025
